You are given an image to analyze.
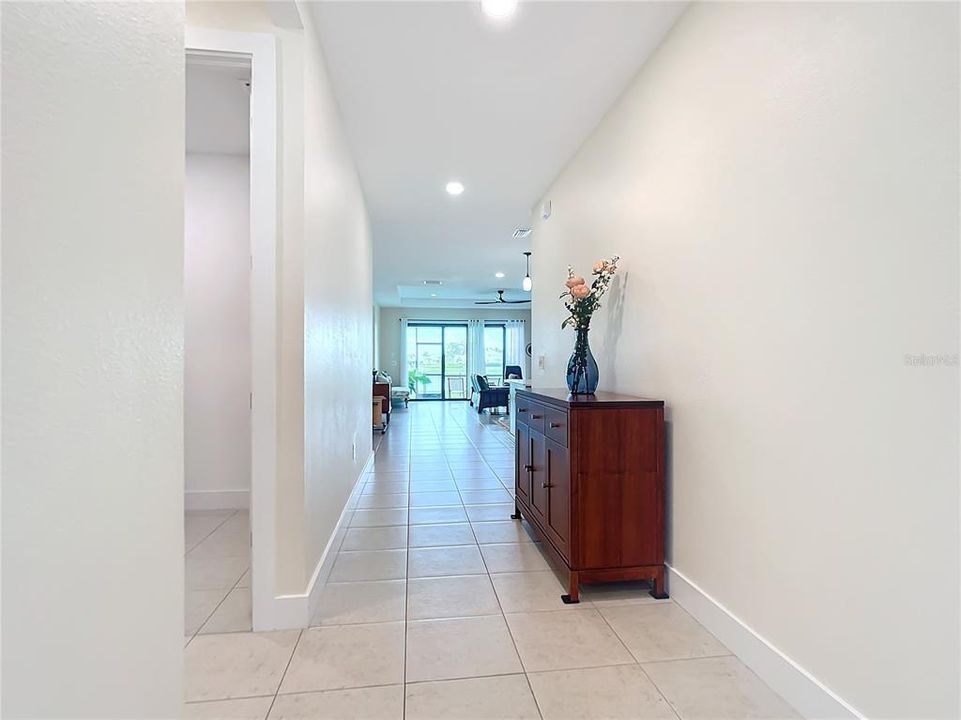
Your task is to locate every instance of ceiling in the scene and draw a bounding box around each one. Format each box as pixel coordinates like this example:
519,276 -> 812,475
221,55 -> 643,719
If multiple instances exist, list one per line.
311,1 -> 687,308
186,58 -> 251,155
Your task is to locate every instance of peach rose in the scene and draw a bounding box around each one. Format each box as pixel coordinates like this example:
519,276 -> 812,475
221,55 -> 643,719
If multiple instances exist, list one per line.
565,276 -> 586,289
592,260 -> 607,273
572,284 -> 591,299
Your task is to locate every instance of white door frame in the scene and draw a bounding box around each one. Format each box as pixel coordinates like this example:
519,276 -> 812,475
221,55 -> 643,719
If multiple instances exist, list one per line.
185,27 -> 279,631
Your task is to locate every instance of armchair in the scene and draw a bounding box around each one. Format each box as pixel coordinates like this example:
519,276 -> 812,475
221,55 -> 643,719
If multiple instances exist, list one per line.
470,374 -> 509,414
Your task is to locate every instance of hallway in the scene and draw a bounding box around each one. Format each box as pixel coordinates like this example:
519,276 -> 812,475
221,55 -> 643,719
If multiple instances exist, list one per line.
184,402 -> 797,719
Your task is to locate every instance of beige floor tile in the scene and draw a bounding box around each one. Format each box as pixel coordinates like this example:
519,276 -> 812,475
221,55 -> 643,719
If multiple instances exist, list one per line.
357,493 -> 409,509
184,630 -> 300,702
236,570 -> 250,588
328,549 -> 407,582
183,696 -> 274,720
643,656 -> 800,719
409,506 -> 468,525
280,622 -> 405,693
349,508 -> 408,527
190,528 -> 250,559
312,580 -> 406,626
470,520 -> 535,544
465,503 -> 515,522
408,545 -> 486,578
407,574 -> 500,620
454,476 -> 505,490
458,488 -> 513,505
491,571 -> 576,613
408,479 -> 458,492
362,481 -> 409,495
582,580 -> 668,607
528,664 -> 677,719
200,588 -> 252,634
600,602 -> 729,663
186,554 -> 250,591
480,542 -> 553,573
405,674 -> 540,720
186,589 -> 229,635
505,608 -> 634,672
341,526 -> 408,551
409,491 -> 463,507
408,522 -> 476,548
269,685 -> 404,719
406,615 -> 522,682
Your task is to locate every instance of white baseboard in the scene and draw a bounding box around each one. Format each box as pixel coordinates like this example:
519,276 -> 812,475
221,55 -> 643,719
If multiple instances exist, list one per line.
255,452 -> 374,630
666,565 -> 862,720
185,489 -> 249,511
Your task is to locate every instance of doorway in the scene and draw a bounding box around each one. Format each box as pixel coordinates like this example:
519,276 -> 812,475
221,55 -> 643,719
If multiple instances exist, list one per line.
183,51 -> 253,639
406,323 -> 469,400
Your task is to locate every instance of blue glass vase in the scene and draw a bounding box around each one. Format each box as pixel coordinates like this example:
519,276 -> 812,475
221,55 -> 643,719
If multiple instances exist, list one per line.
566,327 -> 599,395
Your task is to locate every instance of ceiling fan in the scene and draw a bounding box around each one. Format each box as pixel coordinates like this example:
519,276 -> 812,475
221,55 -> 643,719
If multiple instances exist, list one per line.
475,289 -> 531,305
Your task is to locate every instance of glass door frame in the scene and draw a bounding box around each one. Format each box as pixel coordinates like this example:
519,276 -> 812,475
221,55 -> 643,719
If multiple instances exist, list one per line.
407,322 -> 470,402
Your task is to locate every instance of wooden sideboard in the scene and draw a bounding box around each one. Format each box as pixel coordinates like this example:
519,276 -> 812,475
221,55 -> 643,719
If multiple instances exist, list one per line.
512,388 -> 667,603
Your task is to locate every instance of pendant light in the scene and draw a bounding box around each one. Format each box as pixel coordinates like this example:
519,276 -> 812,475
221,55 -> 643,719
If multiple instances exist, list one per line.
522,251 -> 533,292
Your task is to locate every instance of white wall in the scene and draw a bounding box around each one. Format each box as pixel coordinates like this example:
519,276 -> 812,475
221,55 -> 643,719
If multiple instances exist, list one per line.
530,3 -> 959,717
185,153 -> 251,508
379,306 -> 532,381
1,2 -> 185,717
301,1 -> 375,580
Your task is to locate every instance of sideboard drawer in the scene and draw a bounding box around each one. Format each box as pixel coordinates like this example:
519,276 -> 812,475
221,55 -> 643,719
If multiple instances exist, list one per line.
515,399 -> 531,427
527,402 -> 547,436
545,407 -> 569,447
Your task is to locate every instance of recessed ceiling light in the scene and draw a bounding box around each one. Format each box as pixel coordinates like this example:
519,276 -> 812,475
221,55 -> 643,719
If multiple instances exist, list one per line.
430,293 -> 437,297
445,181 -> 464,196
495,272 -> 505,278
482,0 -> 517,20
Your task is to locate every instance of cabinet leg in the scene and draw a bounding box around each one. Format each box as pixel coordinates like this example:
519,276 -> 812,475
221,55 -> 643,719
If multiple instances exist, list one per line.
650,566 -> 669,599
561,572 -> 580,604
510,503 -> 522,520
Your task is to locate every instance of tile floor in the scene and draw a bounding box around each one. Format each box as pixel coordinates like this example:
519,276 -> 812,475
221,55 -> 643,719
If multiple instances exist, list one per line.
185,509 -> 251,640
185,401 -> 800,719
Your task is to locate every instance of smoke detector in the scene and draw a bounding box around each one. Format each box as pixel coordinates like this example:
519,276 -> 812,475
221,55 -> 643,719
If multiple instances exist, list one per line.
512,228 -> 532,239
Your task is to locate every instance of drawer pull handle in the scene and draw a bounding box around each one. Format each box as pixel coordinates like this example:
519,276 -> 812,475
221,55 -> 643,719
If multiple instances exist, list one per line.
518,407 -> 528,412
549,422 -> 561,429
542,482 -> 552,489
524,464 -> 534,472
530,414 -> 542,420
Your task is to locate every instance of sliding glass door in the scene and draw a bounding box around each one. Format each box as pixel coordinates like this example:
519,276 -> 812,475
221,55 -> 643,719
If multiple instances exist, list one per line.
406,323 -> 469,400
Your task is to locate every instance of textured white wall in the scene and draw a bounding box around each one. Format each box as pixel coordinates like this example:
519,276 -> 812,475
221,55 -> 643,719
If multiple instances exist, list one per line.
1,2 -> 185,717
301,2 -> 375,577
185,154 -> 251,502
530,3 -> 959,717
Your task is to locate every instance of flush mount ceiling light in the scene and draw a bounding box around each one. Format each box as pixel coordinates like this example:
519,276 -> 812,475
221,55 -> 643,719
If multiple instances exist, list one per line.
481,0 -> 517,20
445,181 -> 465,196
495,272 -> 505,278
522,251 -> 532,292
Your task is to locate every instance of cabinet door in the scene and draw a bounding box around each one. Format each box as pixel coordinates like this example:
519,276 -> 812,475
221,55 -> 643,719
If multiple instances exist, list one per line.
545,439 -> 570,558
515,423 -> 531,505
529,430 -> 549,523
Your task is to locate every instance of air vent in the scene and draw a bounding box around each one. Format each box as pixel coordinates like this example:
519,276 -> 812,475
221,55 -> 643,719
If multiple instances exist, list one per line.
512,228 -> 532,239
423,280 -> 443,286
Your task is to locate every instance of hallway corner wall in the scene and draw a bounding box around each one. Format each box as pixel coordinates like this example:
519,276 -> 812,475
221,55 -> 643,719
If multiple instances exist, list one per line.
1,2 -> 186,716
529,2 -> 959,717
300,0 -> 375,586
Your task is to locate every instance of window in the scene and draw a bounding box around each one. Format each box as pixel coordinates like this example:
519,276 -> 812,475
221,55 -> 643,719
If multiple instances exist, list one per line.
406,323 -> 469,400
483,324 -> 506,385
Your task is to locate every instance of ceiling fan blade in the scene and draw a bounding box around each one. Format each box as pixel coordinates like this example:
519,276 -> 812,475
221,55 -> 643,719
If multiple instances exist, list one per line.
503,300 -> 531,303
474,300 -> 499,305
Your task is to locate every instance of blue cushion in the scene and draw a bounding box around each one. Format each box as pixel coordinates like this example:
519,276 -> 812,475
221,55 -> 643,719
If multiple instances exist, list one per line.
475,374 -> 490,391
